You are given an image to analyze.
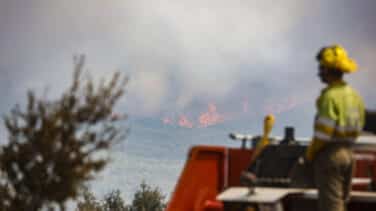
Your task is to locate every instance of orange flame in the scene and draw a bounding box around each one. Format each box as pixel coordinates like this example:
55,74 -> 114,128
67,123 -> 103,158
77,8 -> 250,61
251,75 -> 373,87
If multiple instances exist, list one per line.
178,115 -> 194,128
161,94 -> 308,129
198,103 -> 224,128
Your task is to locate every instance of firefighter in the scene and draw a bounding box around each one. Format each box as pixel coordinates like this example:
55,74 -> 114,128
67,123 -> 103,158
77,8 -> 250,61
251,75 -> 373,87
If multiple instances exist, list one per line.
305,44 -> 365,211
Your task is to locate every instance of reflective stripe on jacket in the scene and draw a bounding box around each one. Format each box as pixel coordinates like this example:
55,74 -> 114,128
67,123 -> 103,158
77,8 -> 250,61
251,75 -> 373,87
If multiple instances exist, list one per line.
313,81 -> 365,143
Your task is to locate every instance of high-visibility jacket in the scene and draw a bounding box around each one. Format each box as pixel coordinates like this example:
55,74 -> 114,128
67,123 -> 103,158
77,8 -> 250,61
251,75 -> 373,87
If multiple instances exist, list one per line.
306,80 -> 365,161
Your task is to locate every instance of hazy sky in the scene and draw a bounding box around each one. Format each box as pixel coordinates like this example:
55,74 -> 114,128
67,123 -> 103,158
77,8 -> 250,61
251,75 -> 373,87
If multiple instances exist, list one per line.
1,0 -> 375,130
1,0 -> 376,204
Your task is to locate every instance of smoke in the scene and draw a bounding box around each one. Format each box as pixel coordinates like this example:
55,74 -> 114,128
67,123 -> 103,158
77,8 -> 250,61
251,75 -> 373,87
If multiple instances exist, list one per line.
0,0 -> 375,119
1,0 -> 376,203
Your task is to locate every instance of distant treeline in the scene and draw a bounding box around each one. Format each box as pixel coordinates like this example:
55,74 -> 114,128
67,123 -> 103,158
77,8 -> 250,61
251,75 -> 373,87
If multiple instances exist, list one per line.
77,181 -> 166,211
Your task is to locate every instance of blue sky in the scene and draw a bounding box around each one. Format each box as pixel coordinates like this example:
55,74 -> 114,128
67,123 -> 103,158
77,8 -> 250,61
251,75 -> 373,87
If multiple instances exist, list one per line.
1,0 -> 376,136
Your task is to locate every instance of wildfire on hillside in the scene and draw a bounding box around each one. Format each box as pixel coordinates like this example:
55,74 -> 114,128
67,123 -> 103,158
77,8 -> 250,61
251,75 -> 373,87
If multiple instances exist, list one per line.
162,103 -> 228,128
161,95 -> 311,129
198,103 -> 224,128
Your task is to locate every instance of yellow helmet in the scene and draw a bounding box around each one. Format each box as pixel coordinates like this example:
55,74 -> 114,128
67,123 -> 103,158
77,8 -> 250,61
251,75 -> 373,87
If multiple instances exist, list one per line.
316,44 -> 357,73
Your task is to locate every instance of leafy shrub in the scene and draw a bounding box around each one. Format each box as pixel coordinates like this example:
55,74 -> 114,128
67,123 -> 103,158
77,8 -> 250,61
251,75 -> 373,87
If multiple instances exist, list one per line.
76,182 -> 166,211
102,189 -> 128,211
130,181 -> 166,211
76,186 -> 103,211
0,56 -> 127,210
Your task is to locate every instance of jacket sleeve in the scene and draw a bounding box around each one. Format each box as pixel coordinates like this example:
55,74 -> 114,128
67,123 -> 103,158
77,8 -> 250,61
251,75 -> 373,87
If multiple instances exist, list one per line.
359,96 -> 366,130
306,95 -> 338,161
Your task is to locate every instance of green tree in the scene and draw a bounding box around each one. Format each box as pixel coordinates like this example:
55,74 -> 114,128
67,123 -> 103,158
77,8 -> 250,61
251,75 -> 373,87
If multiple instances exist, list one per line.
75,182 -> 165,211
102,189 -> 128,211
130,181 -> 165,211
0,55 -> 128,210
76,186 -> 103,211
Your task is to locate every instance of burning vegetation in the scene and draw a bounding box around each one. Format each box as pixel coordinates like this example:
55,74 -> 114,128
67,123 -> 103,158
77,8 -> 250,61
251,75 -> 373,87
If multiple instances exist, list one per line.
161,95 -> 309,129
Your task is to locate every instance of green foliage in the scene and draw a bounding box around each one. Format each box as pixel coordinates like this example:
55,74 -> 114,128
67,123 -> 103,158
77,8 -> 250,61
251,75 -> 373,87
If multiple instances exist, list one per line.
130,181 -> 166,211
76,182 -> 166,211
102,190 -> 128,211
0,56 -> 128,210
76,186 -> 103,211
